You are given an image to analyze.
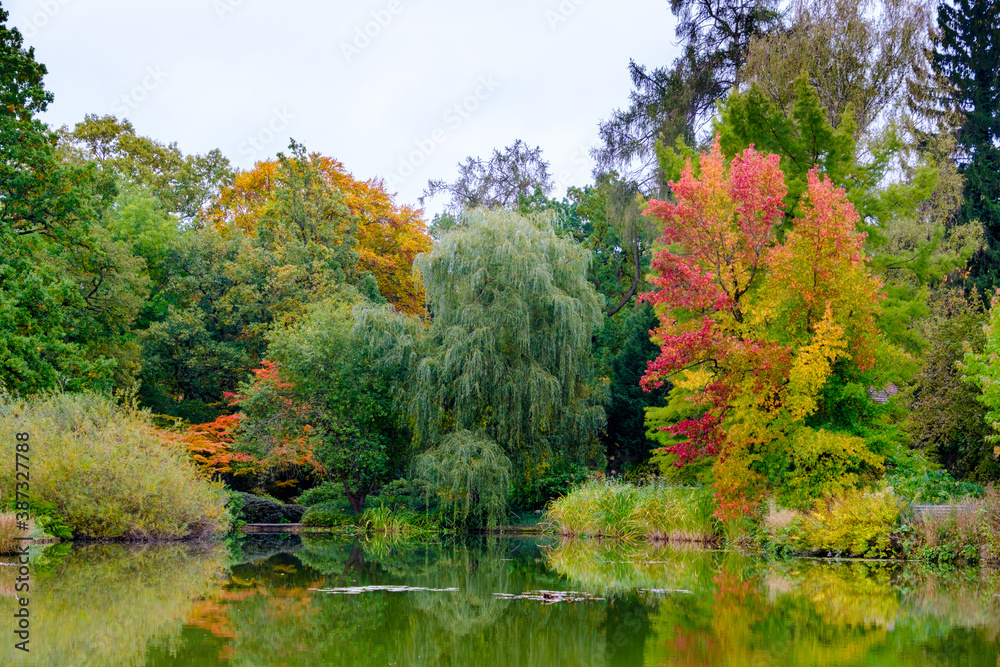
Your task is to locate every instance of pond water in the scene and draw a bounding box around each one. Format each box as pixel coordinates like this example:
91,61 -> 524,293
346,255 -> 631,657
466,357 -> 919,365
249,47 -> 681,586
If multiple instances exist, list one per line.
2,535 -> 998,666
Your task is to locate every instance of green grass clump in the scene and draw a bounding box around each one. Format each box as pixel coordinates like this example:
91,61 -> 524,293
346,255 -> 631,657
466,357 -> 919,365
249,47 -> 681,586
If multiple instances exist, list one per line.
357,505 -> 434,537
0,393 -> 230,539
301,501 -> 353,527
546,479 -> 717,542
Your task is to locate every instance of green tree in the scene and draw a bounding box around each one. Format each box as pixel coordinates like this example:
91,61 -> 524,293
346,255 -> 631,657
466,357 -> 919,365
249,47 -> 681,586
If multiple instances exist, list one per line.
411,209 -> 606,519
960,292 -> 1000,471
934,0 -> 1000,292
60,114 -> 233,221
235,295 -> 419,509
422,139 -> 553,217
909,290 -> 994,480
138,141 -> 375,421
704,77 -> 979,355
0,7 -> 151,395
743,0 -> 930,138
560,182 -> 666,469
593,0 -> 782,189
413,430 -> 512,528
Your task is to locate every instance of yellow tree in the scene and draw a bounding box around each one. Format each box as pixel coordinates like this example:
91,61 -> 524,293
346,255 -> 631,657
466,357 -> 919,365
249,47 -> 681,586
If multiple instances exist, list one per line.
208,153 -> 431,315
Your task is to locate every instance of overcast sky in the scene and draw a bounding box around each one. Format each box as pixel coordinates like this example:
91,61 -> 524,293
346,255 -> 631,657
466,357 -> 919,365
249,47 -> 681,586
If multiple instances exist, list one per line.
8,0 -> 678,216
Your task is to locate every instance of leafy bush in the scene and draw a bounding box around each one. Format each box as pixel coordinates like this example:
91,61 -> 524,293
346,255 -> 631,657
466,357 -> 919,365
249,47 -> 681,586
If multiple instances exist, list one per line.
296,482 -> 344,507
31,501 -> 73,539
234,492 -> 304,524
888,468 -> 984,504
301,501 -> 353,527
370,478 -> 437,513
509,458 -> 589,511
796,489 -> 901,558
0,393 -> 230,539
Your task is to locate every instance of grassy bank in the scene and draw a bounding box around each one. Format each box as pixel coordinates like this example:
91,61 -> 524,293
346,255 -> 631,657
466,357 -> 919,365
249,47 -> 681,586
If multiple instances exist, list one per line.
762,487 -> 1000,562
546,479 -> 1000,563
546,480 -> 717,542
0,393 -> 230,545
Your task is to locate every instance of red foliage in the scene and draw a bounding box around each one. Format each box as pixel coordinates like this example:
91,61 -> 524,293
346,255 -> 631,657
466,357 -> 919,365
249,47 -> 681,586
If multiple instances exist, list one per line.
640,140 -> 885,521
658,413 -> 726,466
640,139 -> 786,390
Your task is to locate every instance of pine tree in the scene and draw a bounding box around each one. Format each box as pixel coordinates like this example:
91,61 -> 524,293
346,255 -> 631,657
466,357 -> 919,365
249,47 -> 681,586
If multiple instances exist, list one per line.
935,0 -> 1000,291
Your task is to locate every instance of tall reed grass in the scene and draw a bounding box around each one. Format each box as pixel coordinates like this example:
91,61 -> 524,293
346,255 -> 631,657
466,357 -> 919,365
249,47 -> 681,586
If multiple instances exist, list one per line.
0,513 -> 32,555
545,480 -> 718,542
357,506 -> 434,538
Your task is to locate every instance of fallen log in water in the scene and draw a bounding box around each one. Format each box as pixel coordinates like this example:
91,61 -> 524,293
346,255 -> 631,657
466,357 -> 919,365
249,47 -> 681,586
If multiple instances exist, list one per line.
494,590 -> 605,604
310,585 -> 459,594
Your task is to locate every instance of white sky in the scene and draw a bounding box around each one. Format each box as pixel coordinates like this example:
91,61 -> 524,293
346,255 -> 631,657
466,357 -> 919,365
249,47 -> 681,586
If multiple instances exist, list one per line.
8,0 -> 679,217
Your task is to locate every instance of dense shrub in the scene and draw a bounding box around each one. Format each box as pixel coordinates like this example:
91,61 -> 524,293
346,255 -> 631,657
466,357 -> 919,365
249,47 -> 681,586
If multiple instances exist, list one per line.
370,478 -> 437,513
888,468 -> 984,504
771,428 -> 884,510
509,459 -> 590,511
0,393 -> 230,539
772,489 -> 902,558
296,482 -> 344,507
301,501 -> 353,527
233,492 -> 304,524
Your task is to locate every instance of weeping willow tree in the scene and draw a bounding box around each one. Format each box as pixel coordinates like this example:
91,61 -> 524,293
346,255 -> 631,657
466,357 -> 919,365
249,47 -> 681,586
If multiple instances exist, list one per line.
413,431 -> 512,528
411,209 -> 606,523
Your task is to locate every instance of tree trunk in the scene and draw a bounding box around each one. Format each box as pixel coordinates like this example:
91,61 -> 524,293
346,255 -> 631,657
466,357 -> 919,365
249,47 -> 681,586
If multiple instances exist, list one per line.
344,480 -> 366,514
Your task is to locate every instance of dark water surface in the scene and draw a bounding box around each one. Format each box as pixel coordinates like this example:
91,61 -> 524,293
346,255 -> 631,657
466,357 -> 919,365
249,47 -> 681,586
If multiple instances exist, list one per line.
3,536 -> 998,666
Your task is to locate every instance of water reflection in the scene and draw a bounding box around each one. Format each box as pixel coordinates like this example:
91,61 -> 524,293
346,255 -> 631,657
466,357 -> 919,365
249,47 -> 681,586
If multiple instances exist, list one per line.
0,537 -> 997,666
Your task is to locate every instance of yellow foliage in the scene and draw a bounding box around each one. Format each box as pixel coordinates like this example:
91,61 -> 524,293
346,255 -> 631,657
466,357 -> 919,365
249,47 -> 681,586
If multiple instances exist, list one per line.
209,156 -> 431,315
802,489 -> 901,557
674,368 -> 714,391
786,303 -> 848,420
777,428 -> 884,508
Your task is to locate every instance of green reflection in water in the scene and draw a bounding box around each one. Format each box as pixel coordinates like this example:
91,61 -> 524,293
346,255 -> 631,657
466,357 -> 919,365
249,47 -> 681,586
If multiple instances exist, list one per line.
0,542 -> 227,667
2,537 -> 997,666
